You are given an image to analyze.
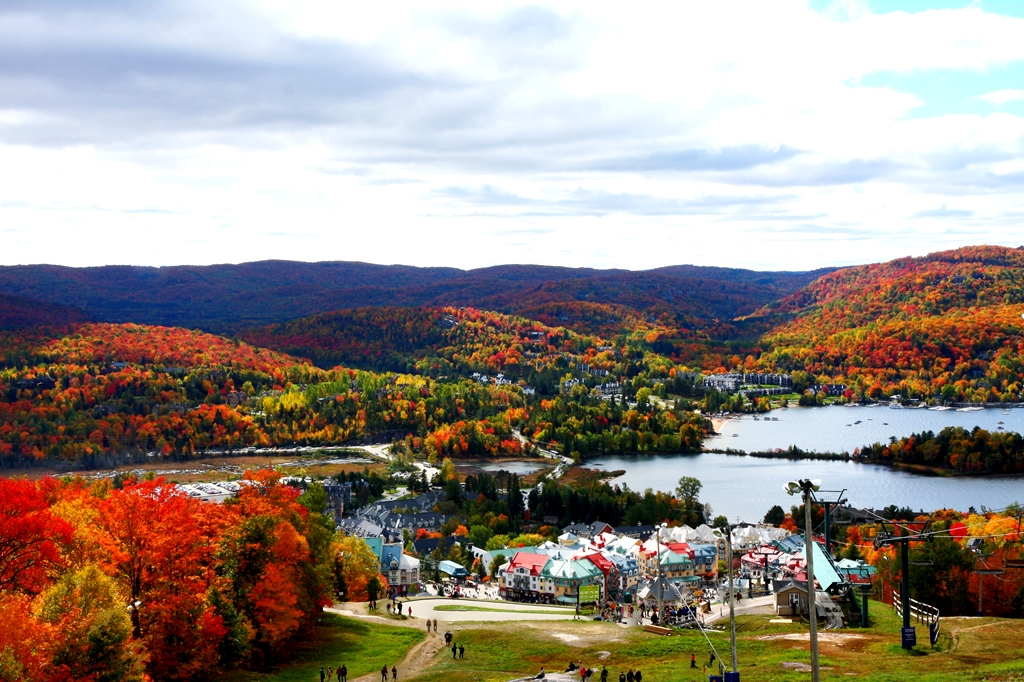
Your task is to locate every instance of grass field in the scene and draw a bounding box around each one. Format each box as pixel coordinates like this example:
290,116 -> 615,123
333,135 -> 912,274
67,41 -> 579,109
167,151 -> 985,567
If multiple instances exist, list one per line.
412,603 -> 1024,682
212,613 -> 423,682
213,603 -> 1024,682
432,604 -> 574,615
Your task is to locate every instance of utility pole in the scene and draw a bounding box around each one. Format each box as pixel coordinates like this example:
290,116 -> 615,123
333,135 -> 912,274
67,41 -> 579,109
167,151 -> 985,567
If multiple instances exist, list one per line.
655,522 -> 666,622
714,524 -> 741,682
726,526 -> 737,675
973,551 -> 1004,617
874,519 -> 931,650
814,489 -> 847,556
784,479 -> 821,682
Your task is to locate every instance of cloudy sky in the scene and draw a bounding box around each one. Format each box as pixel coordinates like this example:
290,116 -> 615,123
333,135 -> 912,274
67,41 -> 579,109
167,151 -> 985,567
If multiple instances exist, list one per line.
2,0 -> 1023,271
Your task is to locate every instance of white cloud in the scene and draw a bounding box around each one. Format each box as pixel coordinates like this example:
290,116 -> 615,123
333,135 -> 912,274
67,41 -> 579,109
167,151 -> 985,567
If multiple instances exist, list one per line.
0,1 -> 1023,271
982,89 -> 1024,105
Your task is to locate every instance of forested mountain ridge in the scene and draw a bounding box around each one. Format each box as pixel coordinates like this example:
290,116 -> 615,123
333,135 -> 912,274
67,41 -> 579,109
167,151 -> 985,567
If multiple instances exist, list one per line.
0,294 -> 91,330
0,260 -> 833,335
752,245 -> 1024,401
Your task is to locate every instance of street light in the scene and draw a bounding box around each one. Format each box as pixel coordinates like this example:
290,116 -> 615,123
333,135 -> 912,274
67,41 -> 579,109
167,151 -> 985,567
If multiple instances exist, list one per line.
655,522 -> 667,622
713,524 -> 739,678
784,479 -> 821,682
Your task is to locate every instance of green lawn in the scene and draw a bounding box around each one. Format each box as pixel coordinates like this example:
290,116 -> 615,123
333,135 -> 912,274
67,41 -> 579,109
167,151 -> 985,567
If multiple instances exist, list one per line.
209,603 -> 1024,682
411,603 -> 1024,682
213,613 -> 424,682
433,605 -> 573,615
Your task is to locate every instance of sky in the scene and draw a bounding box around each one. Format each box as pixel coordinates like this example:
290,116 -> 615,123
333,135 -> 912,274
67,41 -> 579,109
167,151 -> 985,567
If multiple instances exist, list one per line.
2,0 -> 1024,272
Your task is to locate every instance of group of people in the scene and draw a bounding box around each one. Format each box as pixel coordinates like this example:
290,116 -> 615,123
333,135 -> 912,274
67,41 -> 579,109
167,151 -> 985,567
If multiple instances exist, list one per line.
555,662 -> 643,682
318,665 -> 347,682
386,601 -> 410,617
424,618 -> 439,634
380,665 -> 398,681
442,630 -> 466,659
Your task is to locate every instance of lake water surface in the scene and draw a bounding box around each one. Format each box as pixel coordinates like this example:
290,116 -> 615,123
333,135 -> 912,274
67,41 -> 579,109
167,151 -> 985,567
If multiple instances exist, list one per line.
586,405 -> 1024,523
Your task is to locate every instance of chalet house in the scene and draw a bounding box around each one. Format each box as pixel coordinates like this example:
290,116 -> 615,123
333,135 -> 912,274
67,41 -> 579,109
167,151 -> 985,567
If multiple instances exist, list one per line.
773,579 -> 810,617
614,524 -> 654,539
502,552 -> 549,600
562,521 -> 614,540
539,559 -> 604,605
380,544 -> 420,596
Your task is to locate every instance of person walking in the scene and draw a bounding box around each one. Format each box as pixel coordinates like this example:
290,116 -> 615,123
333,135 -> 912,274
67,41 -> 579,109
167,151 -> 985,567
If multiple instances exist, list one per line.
634,670 -> 642,682
451,643 -> 457,659
391,665 -> 397,680
320,667 -> 326,682
600,666 -> 608,682
432,618 -> 438,633
458,644 -> 464,659
690,654 -> 697,669
626,670 -> 634,682
380,665 -> 388,682
339,664 -> 347,682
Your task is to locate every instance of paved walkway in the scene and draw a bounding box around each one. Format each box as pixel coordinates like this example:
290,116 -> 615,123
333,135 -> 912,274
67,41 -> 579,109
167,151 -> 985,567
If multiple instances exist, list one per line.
333,597 -> 580,622
702,595 -> 775,625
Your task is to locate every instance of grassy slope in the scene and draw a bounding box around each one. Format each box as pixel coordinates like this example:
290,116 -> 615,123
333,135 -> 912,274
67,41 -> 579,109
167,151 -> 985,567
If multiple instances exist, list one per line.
213,613 -> 423,682
236,605 -> 1024,682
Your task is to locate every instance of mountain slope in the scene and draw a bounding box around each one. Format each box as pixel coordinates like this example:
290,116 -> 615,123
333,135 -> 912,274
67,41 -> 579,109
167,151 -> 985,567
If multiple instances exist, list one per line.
0,261 -> 834,334
0,293 -> 91,329
754,245 -> 1024,401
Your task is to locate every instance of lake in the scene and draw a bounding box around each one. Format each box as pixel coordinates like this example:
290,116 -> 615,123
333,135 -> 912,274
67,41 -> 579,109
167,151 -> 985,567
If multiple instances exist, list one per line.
586,405 -> 1024,523
709,404 -> 1024,454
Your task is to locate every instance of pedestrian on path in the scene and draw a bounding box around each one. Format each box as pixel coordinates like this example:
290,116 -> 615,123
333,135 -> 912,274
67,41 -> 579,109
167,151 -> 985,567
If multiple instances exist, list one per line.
432,618 -> 438,633
391,665 -> 397,680
339,664 -> 347,681
380,665 -> 388,682
618,672 -> 625,682
320,667 -> 325,682
451,643 -> 457,659
635,670 -> 642,682
458,644 -> 464,659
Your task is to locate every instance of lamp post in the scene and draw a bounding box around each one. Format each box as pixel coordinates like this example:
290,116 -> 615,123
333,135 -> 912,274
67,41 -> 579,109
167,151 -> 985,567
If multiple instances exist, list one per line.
725,525 -> 737,676
785,478 -> 821,682
655,522 -> 667,622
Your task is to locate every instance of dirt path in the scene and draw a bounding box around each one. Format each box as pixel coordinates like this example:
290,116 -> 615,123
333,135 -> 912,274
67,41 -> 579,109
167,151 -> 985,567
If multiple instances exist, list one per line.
324,604 -> 454,682
348,635 -> 446,682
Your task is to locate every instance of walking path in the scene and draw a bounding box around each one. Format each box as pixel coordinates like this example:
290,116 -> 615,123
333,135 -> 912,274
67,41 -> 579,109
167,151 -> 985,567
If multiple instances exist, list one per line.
326,599 -> 578,682
701,595 -> 775,625
330,598 -> 578,623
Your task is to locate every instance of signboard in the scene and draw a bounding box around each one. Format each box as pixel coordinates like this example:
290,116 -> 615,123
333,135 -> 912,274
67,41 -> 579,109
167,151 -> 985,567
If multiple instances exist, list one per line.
901,626 -> 917,648
578,584 -> 600,603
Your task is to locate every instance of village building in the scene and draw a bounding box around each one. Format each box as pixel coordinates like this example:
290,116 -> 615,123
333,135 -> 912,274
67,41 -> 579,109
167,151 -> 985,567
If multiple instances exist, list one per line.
539,559 -> 604,605
501,552 -> 549,600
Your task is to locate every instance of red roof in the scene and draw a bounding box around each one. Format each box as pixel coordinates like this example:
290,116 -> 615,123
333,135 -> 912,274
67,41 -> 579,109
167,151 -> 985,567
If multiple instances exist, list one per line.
666,542 -> 694,558
579,551 -> 613,575
508,552 -> 548,576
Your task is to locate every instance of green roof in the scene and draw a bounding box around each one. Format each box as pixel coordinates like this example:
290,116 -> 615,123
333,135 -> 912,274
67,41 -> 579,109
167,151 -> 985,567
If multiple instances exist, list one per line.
810,540 -> 843,591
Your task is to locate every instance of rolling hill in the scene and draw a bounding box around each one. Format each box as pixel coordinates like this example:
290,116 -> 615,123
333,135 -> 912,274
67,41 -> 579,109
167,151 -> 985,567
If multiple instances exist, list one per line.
0,261 -> 833,334
753,245 -> 1024,401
